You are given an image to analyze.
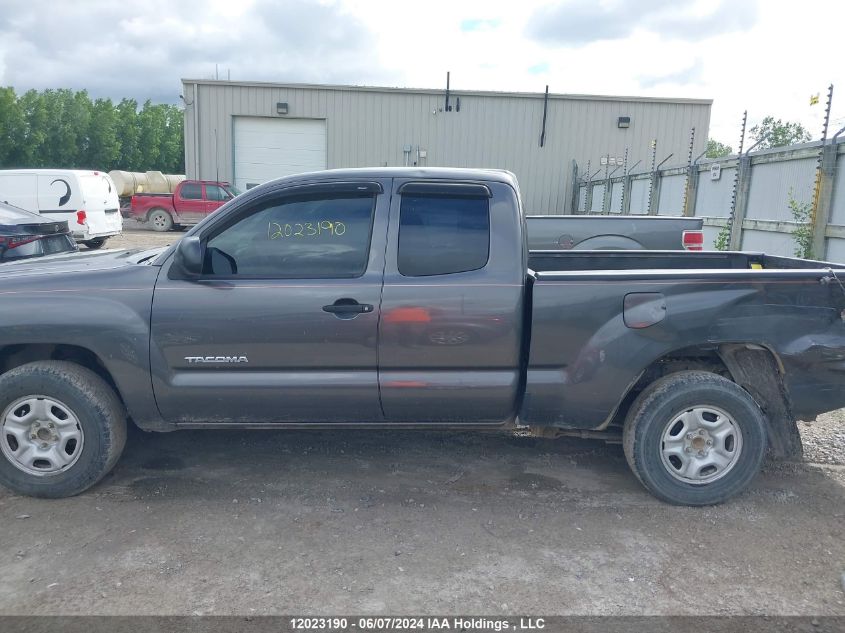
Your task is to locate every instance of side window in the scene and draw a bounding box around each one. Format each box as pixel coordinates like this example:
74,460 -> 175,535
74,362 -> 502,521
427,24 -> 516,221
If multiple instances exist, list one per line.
206,185 -> 229,201
398,195 -> 490,276
204,193 -> 376,278
181,183 -> 202,200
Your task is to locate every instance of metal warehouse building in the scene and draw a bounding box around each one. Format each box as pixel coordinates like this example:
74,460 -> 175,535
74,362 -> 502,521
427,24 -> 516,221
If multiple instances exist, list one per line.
182,79 -> 712,214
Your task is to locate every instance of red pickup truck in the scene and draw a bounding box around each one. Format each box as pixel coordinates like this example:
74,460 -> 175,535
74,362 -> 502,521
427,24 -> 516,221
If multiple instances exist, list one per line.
126,180 -> 239,231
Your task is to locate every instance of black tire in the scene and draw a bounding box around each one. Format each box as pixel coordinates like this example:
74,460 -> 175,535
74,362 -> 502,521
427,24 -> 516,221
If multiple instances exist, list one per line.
0,361 -> 126,498
81,237 -> 108,250
148,208 -> 174,232
623,371 -> 767,506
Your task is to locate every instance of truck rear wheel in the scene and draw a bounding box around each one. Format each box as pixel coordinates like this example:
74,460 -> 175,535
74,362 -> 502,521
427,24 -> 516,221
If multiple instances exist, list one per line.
622,371 -> 767,506
0,361 -> 126,498
148,208 -> 173,232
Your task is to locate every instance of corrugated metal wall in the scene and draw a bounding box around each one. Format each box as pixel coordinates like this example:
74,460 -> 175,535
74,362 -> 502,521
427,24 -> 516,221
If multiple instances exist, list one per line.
183,80 -> 711,214
657,173 -> 686,215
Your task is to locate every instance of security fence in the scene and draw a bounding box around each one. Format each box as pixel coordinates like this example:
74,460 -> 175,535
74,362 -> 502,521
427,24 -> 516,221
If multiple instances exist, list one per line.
573,136 -> 845,262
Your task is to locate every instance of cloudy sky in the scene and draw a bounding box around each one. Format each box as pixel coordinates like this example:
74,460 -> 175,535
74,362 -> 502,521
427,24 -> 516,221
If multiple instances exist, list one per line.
0,0 -> 842,146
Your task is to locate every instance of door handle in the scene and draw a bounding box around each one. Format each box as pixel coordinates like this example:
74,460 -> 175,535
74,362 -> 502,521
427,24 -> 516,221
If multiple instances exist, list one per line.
322,298 -> 374,317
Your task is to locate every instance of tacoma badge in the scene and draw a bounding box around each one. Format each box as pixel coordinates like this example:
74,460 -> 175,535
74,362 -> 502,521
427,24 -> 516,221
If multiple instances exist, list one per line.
184,356 -> 249,364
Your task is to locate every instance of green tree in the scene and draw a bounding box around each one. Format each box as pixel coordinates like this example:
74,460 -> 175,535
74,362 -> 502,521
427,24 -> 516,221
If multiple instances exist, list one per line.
705,139 -> 733,158
40,89 -> 92,167
137,100 -> 165,170
17,89 -> 49,167
86,98 -> 120,169
160,104 -> 185,173
0,88 -> 184,172
114,98 -> 141,170
0,87 -> 26,167
749,116 -> 812,149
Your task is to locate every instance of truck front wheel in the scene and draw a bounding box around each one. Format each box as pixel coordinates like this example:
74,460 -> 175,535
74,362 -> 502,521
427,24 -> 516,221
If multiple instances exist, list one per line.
623,371 -> 767,506
0,361 -> 127,498
148,208 -> 174,232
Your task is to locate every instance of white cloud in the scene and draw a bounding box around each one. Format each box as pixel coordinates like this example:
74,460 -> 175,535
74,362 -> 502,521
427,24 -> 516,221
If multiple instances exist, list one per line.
0,0 -> 842,147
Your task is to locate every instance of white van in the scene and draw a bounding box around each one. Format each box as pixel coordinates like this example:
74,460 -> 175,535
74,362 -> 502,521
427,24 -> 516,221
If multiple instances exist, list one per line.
0,169 -> 123,248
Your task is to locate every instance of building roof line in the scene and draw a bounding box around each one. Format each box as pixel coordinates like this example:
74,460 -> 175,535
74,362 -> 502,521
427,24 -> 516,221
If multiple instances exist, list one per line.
180,79 -> 713,106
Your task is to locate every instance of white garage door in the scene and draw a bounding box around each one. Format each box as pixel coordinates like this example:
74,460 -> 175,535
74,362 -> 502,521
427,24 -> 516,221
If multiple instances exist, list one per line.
233,117 -> 327,191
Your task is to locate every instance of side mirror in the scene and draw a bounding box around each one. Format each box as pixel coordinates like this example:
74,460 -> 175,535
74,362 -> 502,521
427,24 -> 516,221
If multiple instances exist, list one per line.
173,236 -> 203,277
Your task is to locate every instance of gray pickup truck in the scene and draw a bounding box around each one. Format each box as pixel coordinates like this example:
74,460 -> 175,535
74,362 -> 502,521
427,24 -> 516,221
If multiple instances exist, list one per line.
526,215 -> 704,251
1,167 -> 844,505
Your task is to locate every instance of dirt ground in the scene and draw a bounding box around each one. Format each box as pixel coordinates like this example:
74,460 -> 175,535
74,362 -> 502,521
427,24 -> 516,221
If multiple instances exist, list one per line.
0,222 -> 842,616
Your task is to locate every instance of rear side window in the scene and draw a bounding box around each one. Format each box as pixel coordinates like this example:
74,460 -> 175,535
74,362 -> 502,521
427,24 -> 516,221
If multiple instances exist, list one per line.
181,183 -> 202,200
398,195 -> 490,276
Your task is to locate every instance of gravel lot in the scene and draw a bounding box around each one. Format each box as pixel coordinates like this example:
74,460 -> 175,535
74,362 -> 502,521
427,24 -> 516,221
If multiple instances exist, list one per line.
0,222 -> 841,617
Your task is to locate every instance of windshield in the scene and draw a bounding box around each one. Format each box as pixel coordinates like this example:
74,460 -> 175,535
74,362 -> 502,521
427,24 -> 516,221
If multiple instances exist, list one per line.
224,185 -> 241,198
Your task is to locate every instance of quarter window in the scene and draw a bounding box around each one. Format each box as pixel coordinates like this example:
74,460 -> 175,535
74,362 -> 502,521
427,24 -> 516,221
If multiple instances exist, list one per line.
398,195 -> 490,277
204,193 -> 376,278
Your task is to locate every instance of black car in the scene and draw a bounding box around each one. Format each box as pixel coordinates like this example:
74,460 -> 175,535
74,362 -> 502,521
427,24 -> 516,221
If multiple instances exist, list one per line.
0,201 -> 77,262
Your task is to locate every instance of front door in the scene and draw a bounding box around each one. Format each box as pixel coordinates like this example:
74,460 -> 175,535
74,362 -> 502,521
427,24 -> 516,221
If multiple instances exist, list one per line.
203,183 -> 232,220
150,180 -> 389,424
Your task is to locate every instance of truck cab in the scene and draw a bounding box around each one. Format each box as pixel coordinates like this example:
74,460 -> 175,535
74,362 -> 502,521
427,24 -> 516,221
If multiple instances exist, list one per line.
129,180 -> 239,231
153,173 -> 525,425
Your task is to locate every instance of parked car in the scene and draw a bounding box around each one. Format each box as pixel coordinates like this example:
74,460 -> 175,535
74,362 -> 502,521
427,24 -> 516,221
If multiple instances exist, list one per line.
526,215 -> 704,251
0,169 -> 122,249
126,180 -> 239,231
0,200 -> 77,261
0,168 -> 843,506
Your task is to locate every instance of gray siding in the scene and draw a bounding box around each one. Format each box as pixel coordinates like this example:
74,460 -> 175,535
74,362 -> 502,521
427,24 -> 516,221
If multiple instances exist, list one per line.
745,155 -> 816,221
183,80 -> 711,214
657,173 -> 686,215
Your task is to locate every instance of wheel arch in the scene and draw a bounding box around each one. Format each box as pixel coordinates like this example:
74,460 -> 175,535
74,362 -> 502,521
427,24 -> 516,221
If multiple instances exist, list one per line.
611,342 -> 800,460
572,234 -> 644,250
0,344 -> 126,411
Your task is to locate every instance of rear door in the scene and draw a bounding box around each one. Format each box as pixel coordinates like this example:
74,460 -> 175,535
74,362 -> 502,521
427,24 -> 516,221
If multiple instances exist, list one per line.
378,180 -> 525,424
176,182 -> 206,224
150,179 -> 390,424
77,172 -> 122,237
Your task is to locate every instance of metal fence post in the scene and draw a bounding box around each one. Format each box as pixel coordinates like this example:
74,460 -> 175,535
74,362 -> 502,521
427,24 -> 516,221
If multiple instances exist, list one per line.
683,166 -> 699,217
729,155 -> 752,249
621,174 -> 632,214
649,171 -> 661,215
568,160 -> 579,214
812,143 -> 838,258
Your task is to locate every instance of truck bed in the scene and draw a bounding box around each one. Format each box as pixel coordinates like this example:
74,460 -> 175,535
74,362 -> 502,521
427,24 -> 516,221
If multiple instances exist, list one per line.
525,215 -> 703,251
523,250 -> 845,432
528,250 -> 845,273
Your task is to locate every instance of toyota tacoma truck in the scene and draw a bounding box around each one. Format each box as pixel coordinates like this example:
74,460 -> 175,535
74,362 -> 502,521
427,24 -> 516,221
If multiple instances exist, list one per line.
0,168 -> 843,505
525,215 -> 704,251
126,179 -> 238,231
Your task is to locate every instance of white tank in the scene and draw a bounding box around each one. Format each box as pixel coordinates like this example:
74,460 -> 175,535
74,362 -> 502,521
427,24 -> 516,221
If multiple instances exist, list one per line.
109,170 -> 185,197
